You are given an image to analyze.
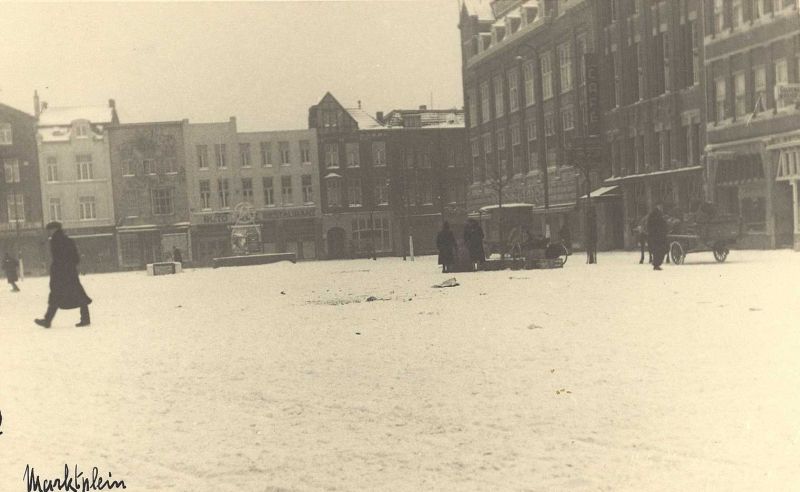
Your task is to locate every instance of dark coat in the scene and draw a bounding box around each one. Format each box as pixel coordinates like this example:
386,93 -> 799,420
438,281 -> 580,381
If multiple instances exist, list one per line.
2,257 -> 19,282
464,222 -> 486,263
647,210 -> 669,254
436,229 -> 456,265
48,230 -> 92,309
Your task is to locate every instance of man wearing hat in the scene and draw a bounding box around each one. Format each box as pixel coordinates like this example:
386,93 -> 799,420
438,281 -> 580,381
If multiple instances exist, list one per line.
35,222 -> 92,328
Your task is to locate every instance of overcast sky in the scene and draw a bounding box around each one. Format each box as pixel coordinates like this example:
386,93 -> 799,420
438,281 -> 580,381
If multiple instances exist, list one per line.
0,1 -> 464,131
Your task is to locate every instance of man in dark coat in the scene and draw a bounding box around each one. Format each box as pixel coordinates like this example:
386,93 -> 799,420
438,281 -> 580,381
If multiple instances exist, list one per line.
35,222 -> 92,328
647,204 -> 669,271
436,221 -> 456,273
464,219 -> 486,270
2,252 -> 20,292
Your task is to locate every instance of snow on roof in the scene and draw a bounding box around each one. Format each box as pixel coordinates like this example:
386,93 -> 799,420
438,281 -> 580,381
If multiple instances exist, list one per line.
463,0 -> 495,20
480,203 -> 535,212
384,110 -> 465,129
38,127 -> 72,143
345,108 -> 384,130
38,105 -> 115,126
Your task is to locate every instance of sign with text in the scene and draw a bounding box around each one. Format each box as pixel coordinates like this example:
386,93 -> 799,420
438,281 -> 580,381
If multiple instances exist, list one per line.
584,53 -> 601,137
258,207 -> 316,221
776,84 -> 800,106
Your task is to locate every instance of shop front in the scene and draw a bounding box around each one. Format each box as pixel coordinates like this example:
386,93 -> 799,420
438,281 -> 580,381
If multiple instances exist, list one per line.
772,139 -> 800,250
70,228 -> 117,273
323,211 -> 392,259
116,224 -> 191,270
258,207 -> 320,260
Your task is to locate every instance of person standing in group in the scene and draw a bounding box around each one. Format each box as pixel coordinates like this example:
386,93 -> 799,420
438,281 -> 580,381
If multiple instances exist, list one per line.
464,219 -> 486,271
436,221 -> 456,273
2,252 -> 20,292
35,222 -> 92,328
647,204 -> 669,271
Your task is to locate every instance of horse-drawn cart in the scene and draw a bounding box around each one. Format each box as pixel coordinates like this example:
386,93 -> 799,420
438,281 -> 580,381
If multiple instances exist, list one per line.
667,212 -> 743,265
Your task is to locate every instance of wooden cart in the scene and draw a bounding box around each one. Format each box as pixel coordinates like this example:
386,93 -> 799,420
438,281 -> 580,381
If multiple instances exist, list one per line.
667,213 -> 743,264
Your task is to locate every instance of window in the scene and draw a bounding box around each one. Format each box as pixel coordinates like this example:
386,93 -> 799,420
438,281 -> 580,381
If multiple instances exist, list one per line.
546,148 -> 557,170
419,151 -> 431,169
689,21 -> 700,86
776,59 -> 789,108
7,195 -> 24,222
197,145 -> 209,169
472,139 -> 482,183
732,0 -> 743,28
610,51 -> 620,106
300,140 -> 311,163
527,120 -> 537,142
301,175 -> 313,204
241,178 -> 253,203
260,142 -> 272,167
123,190 -> 140,217
480,81 -> 491,123
576,33 -> 588,86
420,181 -> 433,205
123,159 -> 136,176
558,42 -> 573,93
659,129 -> 671,169
326,179 -> 341,207
142,158 -> 155,175
218,178 -> 230,208
714,0 -> 724,33
76,154 -> 93,180
347,178 -> 361,207
508,68 -> 520,113
346,142 -> 360,167
162,157 -> 176,174
325,143 -> 339,168
734,73 -> 747,117
352,216 -> 392,253
372,141 -> 386,167
468,88 -> 478,127
496,130 -> 506,153
215,144 -> 227,168
541,52 -> 553,100
263,177 -> 274,206
79,196 -> 97,220
561,107 -> 575,131
281,176 -> 293,205
75,124 -> 89,138
662,32 -> 671,93
4,159 -> 20,183
523,61 -> 536,106
375,178 -> 389,205
49,198 -> 61,221
199,180 -> 211,209
279,141 -> 291,165
493,74 -> 505,118
0,123 -> 11,145
151,189 -> 173,215
753,0 -> 770,19
544,113 -> 555,136
631,43 -> 642,101
715,78 -> 727,121
240,143 -> 251,168
510,125 -> 521,147
755,66 -> 768,111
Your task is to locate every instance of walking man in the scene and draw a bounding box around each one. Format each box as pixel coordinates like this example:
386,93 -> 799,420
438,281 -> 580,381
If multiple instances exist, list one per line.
35,222 -> 92,328
647,204 -> 669,271
436,221 -> 456,273
2,252 -> 20,292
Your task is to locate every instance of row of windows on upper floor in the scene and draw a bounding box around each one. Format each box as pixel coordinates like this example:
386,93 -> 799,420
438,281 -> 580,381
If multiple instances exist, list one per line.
2,122 -> 97,147
323,176 -> 462,210
196,141 -> 314,170
46,195 -> 102,222
322,142 -> 463,170
198,176 -> 315,210
708,0 -> 797,37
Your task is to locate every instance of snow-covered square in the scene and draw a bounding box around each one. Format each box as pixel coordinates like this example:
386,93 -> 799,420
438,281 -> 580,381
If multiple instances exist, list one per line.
1,251 -> 799,491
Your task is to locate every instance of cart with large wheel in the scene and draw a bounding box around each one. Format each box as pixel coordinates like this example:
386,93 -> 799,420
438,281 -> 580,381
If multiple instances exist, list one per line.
667,212 -> 743,265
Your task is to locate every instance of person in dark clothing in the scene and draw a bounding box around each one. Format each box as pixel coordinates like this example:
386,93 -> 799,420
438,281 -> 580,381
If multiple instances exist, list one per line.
634,215 -> 652,264
2,252 -> 20,292
172,246 -> 183,264
463,219 -> 486,270
35,222 -> 92,328
585,206 -> 598,264
436,221 -> 457,273
647,205 -> 669,271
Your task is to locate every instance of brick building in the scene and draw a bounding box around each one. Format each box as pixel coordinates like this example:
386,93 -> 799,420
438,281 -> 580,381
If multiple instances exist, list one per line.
601,0 -> 708,248
0,101 -> 45,275
36,98 -> 120,272
459,0 -> 614,250
308,93 -> 467,258
703,0 -> 800,249
108,121 -> 191,269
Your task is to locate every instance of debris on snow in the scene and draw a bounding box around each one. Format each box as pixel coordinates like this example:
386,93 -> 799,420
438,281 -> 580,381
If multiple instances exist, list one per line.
432,278 -> 459,288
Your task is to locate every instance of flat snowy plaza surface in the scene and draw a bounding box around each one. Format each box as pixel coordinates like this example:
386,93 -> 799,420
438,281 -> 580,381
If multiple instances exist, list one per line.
1,250 -> 799,491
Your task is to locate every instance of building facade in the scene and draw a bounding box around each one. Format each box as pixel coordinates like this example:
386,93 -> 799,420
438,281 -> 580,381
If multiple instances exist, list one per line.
704,0 -> 800,249
108,121 -> 191,269
309,93 -> 467,259
459,0 -> 614,250
601,0 -> 708,248
0,101 -> 45,275
36,99 -> 120,272
184,118 -> 322,265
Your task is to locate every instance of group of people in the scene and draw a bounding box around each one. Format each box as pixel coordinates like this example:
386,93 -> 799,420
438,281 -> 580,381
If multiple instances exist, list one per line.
634,204 -> 670,271
436,219 -> 486,273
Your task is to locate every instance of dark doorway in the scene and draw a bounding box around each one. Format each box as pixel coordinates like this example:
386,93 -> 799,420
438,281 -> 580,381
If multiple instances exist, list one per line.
326,227 -> 347,259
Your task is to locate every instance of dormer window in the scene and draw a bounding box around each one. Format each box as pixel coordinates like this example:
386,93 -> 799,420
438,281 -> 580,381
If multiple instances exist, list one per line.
492,24 -> 506,44
0,123 -> 12,145
523,4 -> 538,24
75,124 -> 89,138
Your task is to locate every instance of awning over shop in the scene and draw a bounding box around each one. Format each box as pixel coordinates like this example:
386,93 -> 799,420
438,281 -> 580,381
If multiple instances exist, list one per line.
478,203 -> 535,213
578,185 -> 621,200
777,148 -> 800,181
604,166 -> 703,184
715,154 -> 764,186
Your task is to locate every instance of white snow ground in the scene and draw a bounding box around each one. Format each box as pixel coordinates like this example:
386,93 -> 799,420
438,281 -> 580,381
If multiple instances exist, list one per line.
1,250 -> 799,491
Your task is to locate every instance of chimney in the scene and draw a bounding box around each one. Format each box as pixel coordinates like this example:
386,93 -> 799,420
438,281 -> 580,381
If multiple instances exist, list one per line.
419,105 -> 427,110
108,98 -> 116,109
376,111 -> 384,124
34,90 -> 40,118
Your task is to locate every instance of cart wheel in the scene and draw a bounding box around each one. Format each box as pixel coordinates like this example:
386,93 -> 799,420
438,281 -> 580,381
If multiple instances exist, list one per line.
556,243 -> 569,266
669,241 -> 685,265
713,245 -> 729,263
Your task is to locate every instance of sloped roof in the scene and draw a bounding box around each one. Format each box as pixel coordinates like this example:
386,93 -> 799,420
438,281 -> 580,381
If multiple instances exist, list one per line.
38,105 -> 115,126
345,108 -> 384,130
463,0 -> 495,21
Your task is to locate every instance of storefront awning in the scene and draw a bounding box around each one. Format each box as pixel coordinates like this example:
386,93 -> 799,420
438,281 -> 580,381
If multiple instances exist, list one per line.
478,202 -> 535,212
604,166 -> 703,184
777,148 -> 800,181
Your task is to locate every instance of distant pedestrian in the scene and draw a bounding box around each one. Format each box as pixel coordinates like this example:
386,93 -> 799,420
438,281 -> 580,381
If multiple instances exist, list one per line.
436,221 -> 456,273
172,246 -> 183,264
647,205 -> 669,271
35,222 -> 92,328
463,219 -> 486,271
585,206 -> 598,264
2,252 -> 20,292
634,215 -> 652,264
